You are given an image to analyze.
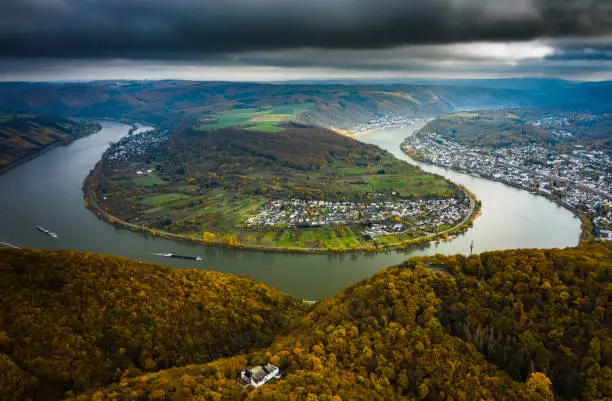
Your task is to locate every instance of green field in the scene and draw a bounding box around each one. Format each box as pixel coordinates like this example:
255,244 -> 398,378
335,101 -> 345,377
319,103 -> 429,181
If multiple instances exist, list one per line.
140,193 -> 194,207
198,103 -> 314,132
133,172 -> 167,187
338,167 -> 366,174
366,173 -> 454,197
244,121 -> 285,133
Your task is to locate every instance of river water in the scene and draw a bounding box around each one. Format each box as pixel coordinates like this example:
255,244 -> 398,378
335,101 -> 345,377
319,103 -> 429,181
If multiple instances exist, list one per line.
0,121 -> 581,299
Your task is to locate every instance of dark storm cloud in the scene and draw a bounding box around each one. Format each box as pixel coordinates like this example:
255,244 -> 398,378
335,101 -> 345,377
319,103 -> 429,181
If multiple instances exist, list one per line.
545,39 -> 612,61
0,0 -> 611,59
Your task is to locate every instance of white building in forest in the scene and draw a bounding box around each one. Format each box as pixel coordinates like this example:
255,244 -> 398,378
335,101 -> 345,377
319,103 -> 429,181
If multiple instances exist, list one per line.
240,363 -> 281,387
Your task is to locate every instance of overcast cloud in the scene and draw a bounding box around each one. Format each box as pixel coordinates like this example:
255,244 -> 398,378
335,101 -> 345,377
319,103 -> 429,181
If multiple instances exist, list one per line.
0,0 -> 611,80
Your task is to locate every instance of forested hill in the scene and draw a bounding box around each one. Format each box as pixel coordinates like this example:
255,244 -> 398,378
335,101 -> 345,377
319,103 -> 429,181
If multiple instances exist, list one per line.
420,109 -> 612,150
0,249 -> 308,400
1,81 -> 611,132
72,243 -> 611,401
1,244 -> 609,400
0,81 -> 530,130
0,113 -> 100,172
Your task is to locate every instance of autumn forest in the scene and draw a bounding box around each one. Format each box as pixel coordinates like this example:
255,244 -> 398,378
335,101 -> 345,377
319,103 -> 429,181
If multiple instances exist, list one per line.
0,242 -> 610,400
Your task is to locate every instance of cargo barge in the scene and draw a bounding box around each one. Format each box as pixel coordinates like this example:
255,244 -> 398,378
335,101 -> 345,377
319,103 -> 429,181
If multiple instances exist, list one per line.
36,225 -> 58,239
156,252 -> 202,261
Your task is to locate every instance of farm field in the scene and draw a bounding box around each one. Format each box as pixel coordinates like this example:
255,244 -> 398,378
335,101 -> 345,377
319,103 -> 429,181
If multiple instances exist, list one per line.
197,103 -> 314,132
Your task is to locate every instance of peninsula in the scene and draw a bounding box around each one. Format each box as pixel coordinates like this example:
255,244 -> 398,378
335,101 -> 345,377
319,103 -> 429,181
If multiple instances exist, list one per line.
84,113 -> 478,252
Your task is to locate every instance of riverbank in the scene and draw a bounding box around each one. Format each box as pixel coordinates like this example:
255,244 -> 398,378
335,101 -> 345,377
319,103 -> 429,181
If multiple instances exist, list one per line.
83,146 -> 481,254
0,121 -> 102,178
0,120 -> 581,299
401,147 -> 591,242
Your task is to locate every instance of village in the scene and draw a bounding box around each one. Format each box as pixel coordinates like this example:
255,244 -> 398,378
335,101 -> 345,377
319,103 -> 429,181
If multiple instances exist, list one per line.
245,196 -> 472,237
349,114 -> 417,134
105,127 -> 170,162
404,132 -> 612,240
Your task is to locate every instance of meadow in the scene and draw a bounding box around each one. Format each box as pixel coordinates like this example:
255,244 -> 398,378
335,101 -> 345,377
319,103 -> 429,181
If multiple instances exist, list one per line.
197,103 -> 314,133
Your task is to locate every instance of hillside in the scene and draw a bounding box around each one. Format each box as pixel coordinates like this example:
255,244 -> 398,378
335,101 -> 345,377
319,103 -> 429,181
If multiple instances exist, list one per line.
0,81 -> 530,131
2,80 -> 612,134
91,123 -> 469,251
70,243 -> 611,401
0,113 -> 100,172
421,109 -> 612,151
0,249 -> 308,400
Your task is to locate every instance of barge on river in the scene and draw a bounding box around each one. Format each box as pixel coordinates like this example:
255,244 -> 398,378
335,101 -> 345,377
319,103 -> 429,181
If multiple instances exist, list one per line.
156,252 -> 202,261
36,225 -> 58,239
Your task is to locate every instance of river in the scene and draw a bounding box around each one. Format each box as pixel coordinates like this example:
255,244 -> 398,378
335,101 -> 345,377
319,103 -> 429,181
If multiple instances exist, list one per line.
0,121 -> 581,300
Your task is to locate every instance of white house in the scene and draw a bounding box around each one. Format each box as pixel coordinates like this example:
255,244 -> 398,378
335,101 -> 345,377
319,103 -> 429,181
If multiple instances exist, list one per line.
240,363 -> 281,387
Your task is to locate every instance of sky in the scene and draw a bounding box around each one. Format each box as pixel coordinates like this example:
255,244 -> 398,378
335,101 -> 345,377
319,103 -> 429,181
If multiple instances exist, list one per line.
0,0 -> 611,82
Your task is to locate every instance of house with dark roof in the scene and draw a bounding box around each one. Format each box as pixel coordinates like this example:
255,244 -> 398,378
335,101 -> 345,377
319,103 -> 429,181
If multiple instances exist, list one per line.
240,363 -> 281,387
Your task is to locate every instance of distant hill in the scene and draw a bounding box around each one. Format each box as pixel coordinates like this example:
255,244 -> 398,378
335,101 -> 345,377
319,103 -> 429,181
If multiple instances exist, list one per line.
0,249 -> 308,400
0,113 -> 100,172
0,81 -> 532,131
283,77 -> 577,90
0,80 -> 611,132
62,243 -> 612,401
421,108 -> 612,150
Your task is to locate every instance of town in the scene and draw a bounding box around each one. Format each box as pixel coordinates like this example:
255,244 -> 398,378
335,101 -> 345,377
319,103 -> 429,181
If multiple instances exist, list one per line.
105,128 -> 170,162
349,114 -> 417,135
245,197 -> 472,237
404,132 -> 612,240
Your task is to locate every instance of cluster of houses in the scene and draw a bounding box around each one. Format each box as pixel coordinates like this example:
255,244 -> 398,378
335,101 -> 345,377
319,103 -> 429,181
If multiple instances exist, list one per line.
362,222 -> 405,238
244,197 -> 470,236
405,132 -> 611,240
105,129 -> 170,162
528,112 -> 610,141
349,114 -> 416,135
528,112 -> 608,129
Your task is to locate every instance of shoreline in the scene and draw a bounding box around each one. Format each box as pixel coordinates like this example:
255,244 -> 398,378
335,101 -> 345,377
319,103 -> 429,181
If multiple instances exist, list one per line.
0,122 -> 102,178
82,131 -> 481,254
401,147 -> 589,243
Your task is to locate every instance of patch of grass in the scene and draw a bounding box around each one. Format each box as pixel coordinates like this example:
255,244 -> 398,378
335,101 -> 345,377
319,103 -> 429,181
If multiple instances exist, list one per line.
300,231 -> 313,242
245,122 -> 286,133
197,103 -> 314,132
140,193 -> 194,207
276,231 -> 294,247
366,173 -> 454,197
338,167 -> 366,175
269,108 -> 295,115
144,207 -> 165,214
133,173 -> 167,187
263,232 -> 278,241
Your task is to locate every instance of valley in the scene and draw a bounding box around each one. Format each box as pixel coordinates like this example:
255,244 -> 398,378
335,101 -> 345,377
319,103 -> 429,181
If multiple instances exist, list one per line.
3,0 -> 612,399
